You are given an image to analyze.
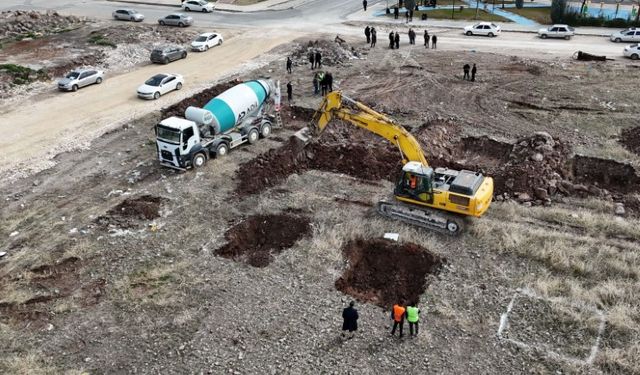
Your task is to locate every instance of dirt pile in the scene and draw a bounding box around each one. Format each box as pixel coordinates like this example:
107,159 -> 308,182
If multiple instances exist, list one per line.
0,10 -> 85,41
620,126 -> 640,156
90,24 -> 198,46
162,80 -> 238,118
96,195 -> 165,228
235,137 -> 400,196
290,39 -> 363,67
335,238 -> 444,308
216,214 -> 311,267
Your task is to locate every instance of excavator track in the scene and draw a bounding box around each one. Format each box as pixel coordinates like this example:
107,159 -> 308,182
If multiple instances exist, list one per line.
376,200 -> 466,236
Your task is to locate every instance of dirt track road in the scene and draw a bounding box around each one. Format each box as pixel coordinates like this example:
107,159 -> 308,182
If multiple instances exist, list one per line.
0,29 -> 298,181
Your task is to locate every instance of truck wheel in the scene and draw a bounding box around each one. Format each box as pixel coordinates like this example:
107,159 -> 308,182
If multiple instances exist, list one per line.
247,129 -> 259,144
215,143 -> 229,157
260,123 -> 272,138
192,152 -> 207,168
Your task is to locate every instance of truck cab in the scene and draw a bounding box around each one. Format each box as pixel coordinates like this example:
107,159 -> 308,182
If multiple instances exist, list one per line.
156,117 -> 206,169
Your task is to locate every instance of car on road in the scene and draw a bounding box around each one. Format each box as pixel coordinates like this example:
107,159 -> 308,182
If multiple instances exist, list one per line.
623,44 -> 640,60
58,69 -> 104,92
463,22 -> 501,37
191,32 -> 224,51
158,13 -> 193,27
181,0 -> 215,12
610,28 -> 640,43
137,73 -> 184,100
112,9 -> 144,22
150,46 -> 188,64
538,24 -> 575,40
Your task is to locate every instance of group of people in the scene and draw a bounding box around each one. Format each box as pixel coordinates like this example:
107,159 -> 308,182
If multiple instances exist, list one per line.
364,26 -> 377,48
308,50 -> 323,69
341,300 -> 422,340
373,28 -> 435,49
463,63 -> 478,81
313,70 -> 333,96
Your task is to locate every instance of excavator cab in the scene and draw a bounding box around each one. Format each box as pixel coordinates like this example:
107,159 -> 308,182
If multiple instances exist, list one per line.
395,161 -> 435,204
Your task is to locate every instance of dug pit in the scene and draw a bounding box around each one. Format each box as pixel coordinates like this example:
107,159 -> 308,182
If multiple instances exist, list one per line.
96,195 -> 165,228
216,213 -> 311,267
335,238 -> 444,308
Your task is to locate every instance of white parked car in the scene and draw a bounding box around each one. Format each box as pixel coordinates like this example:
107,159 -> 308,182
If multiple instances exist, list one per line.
464,22 -> 501,37
610,28 -> 640,43
181,0 -> 215,12
623,44 -> 640,60
538,24 -> 575,40
58,69 -> 104,92
137,73 -> 184,100
112,9 -> 144,22
191,32 -> 224,51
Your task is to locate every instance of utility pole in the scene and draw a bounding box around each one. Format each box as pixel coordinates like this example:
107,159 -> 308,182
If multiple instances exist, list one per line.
475,0 -> 480,19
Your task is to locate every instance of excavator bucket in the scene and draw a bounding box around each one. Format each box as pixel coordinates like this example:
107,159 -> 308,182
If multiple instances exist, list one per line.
293,126 -> 313,144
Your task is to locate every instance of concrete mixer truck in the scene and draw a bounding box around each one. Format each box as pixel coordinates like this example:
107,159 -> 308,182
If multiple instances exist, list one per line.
155,79 -> 276,170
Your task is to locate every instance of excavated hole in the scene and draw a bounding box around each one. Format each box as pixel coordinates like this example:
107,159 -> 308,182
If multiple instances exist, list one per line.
335,238 -> 444,308
620,126 -> 640,156
96,195 -> 166,228
216,214 -> 311,267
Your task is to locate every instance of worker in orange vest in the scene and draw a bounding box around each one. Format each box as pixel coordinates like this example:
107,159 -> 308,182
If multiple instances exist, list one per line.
390,301 -> 406,337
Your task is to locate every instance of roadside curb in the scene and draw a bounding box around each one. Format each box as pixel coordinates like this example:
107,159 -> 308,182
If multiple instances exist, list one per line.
106,0 -> 295,13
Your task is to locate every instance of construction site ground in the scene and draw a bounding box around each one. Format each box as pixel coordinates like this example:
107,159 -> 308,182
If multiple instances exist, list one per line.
2,19 -> 640,374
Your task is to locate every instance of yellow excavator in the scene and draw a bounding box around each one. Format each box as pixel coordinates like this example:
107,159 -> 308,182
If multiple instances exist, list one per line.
294,91 -> 494,235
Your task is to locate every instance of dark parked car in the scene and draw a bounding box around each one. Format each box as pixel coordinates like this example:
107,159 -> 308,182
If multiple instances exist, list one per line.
150,46 -> 188,64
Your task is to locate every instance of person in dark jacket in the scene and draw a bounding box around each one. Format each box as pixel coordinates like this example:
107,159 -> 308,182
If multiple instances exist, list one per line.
286,81 -> 292,103
370,27 -> 377,47
471,63 -> 477,81
394,6 -> 399,19
394,31 -> 400,49
325,71 -> 333,92
286,57 -> 292,74
315,51 -> 322,68
424,30 -> 430,48
363,0 -> 368,11
431,34 -> 437,49
342,301 -> 359,339
365,26 -> 371,44
389,31 -> 395,49
309,52 -> 315,69
463,63 -> 470,80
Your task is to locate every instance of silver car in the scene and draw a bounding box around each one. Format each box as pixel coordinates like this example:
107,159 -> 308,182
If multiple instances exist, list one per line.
158,13 -> 193,27
57,69 -> 104,92
112,9 -> 144,22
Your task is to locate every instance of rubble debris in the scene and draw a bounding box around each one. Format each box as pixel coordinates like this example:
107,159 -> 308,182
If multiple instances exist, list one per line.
216,214 -> 311,267
289,39 -> 364,67
614,203 -> 625,216
335,238 -> 444,308
0,10 -> 86,42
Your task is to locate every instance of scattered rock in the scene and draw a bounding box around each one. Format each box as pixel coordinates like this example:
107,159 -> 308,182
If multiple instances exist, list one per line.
614,203 -> 625,216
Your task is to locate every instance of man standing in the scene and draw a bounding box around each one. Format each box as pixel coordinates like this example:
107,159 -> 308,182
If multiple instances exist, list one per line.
313,72 -> 320,95
389,31 -> 395,49
394,31 -> 400,49
309,52 -> 315,70
286,57 -> 292,74
431,34 -> 437,49
363,0 -> 368,11
371,27 -> 377,47
315,50 -> 322,69
286,81 -> 292,103
463,63 -> 470,80
342,301 -> 359,339
365,25 -> 371,44
424,30 -> 429,48
391,302 -> 406,337
471,63 -> 477,81
319,71 -> 327,96
326,71 -> 333,92
394,5 -> 399,19
406,303 -> 420,337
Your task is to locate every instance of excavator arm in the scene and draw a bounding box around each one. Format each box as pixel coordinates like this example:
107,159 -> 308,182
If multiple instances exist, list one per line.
311,91 -> 429,167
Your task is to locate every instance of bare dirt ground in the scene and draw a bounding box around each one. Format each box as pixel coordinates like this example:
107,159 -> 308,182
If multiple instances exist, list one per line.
1,33 -> 640,374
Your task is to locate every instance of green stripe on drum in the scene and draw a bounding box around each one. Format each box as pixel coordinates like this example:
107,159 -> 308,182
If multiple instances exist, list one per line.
244,80 -> 268,103
204,98 -> 236,133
